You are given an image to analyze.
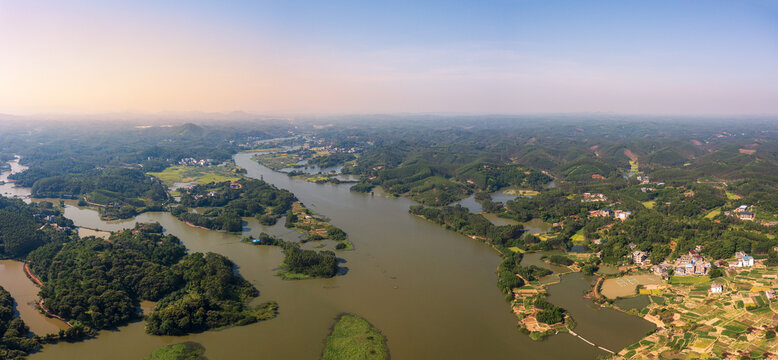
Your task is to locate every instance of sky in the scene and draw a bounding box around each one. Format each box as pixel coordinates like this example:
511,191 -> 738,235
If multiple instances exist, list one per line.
0,0 -> 776,115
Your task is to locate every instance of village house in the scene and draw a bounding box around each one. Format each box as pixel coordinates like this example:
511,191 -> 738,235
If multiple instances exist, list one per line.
179,157 -> 212,167
674,250 -> 711,276
592,238 -> 603,245
652,264 -> 670,279
766,289 -> 776,300
632,251 -> 649,265
588,208 -> 613,217
710,283 -> 723,294
581,192 -> 607,202
734,205 -> 749,213
739,212 -> 755,221
615,210 -> 632,221
732,252 -> 754,267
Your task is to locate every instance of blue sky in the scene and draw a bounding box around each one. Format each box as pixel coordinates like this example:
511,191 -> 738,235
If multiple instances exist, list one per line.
0,0 -> 776,114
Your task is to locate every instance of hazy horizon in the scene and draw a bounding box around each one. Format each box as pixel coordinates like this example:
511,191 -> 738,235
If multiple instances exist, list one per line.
1,0 -> 777,116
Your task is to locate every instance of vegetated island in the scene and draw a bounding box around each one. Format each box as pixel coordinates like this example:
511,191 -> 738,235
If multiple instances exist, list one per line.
243,232 -> 338,280
26,223 -> 278,338
144,342 -> 207,360
251,146 -> 359,185
147,159 -> 246,194
171,178 -> 352,251
321,314 -> 389,360
0,285 -> 38,360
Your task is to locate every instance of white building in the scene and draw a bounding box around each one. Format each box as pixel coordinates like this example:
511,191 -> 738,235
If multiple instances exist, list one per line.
710,283 -> 723,293
632,251 -> 649,265
732,252 -> 755,267
615,210 -> 632,221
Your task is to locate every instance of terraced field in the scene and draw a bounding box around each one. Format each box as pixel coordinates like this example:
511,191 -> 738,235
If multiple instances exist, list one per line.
618,266 -> 778,359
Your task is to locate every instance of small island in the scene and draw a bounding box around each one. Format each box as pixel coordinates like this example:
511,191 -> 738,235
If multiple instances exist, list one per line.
244,233 -> 339,280
321,314 -> 389,360
144,342 -> 206,360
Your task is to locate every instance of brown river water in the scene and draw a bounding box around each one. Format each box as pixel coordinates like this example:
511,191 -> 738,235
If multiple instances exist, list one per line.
0,152 -> 654,359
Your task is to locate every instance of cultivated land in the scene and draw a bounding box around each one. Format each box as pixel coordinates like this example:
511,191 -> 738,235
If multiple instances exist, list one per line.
148,162 -> 243,187
614,265 -> 778,359
601,274 -> 664,299
252,151 -> 306,171
504,188 -> 540,197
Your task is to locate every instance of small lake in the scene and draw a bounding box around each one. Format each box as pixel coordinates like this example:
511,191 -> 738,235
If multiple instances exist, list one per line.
456,187 -> 524,213
520,251 -> 572,274
614,296 -> 650,312
546,273 -> 655,352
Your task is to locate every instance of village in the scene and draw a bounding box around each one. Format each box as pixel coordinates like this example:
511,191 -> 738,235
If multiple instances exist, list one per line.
593,237 -> 778,359
608,254 -> 778,360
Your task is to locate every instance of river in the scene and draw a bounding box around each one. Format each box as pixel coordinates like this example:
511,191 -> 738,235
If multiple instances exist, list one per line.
16,152 -> 654,359
0,156 -> 31,201
0,260 -> 69,335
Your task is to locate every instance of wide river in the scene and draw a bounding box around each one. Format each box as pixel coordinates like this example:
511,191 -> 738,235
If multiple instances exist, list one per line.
13,152 -> 653,359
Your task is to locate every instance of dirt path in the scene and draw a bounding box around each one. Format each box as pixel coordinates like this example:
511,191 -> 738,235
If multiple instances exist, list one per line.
184,221 -> 211,230
623,149 -> 639,162
568,330 -> 615,354
24,263 -> 43,286
25,263 -> 73,327
592,276 -> 604,299
39,299 -> 72,326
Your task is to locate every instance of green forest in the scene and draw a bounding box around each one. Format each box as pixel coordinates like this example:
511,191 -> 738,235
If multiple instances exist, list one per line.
0,286 -> 37,360
173,179 -> 296,232
27,223 -> 276,335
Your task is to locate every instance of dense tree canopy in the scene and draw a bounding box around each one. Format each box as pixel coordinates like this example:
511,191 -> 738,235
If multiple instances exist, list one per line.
0,286 -> 38,359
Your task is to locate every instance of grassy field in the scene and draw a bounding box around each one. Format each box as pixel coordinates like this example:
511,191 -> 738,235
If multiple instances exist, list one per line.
322,314 -> 388,360
508,246 -> 524,253
704,207 -> 721,219
571,229 -> 585,244
148,165 -> 242,186
144,342 -> 205,360
669,276 -> 710,284
292,173 -> 334,184
725,191 -> 741,200
504,188 -> 540,196
252,152 -> 305,171
278,269 -> 313,280
642,201 -> 656,209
